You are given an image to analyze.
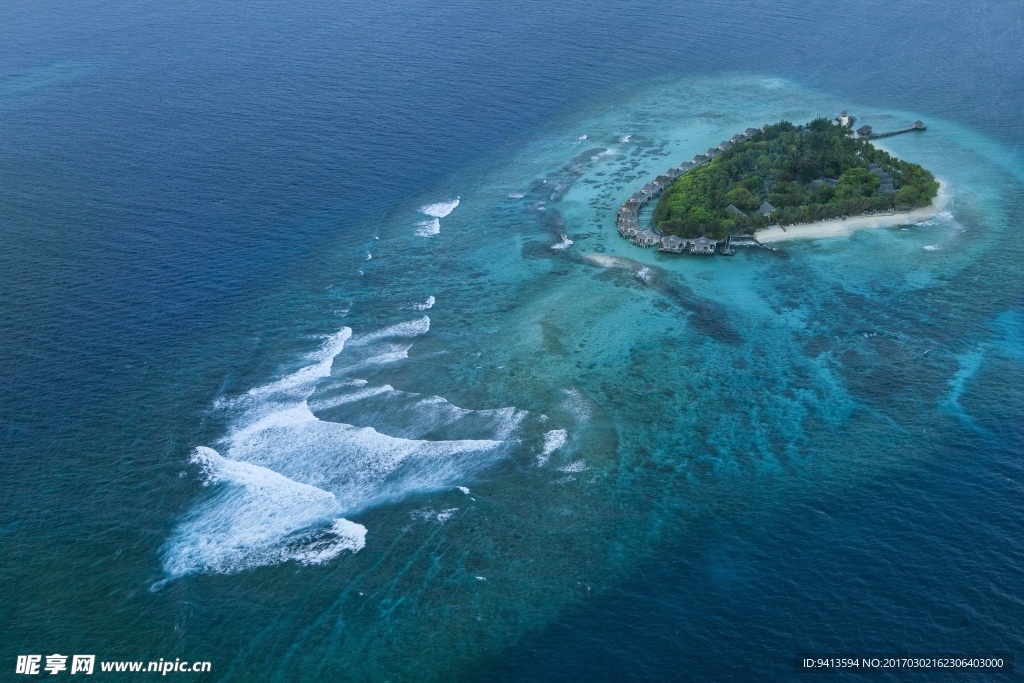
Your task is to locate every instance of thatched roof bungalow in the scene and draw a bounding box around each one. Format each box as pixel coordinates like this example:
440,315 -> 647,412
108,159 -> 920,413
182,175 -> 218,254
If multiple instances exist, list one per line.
690,237 -> 717,255
658,235 -> 686,253
636,230 -> 659,248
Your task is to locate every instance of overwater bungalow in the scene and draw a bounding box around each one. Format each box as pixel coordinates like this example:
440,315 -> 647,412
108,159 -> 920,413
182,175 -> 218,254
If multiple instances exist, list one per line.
658,235 -> 687,253
743,127 -> 760,137
690,236 -> 717,255
636,230 -> 659,247
692,155 -> 707,164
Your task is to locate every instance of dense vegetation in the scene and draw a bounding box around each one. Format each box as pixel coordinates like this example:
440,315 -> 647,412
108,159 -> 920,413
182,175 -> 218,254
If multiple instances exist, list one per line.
654,119 -> 939,239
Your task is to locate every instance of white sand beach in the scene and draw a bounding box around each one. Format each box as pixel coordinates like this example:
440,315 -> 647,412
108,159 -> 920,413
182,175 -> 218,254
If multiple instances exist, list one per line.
754,180 -> 948,243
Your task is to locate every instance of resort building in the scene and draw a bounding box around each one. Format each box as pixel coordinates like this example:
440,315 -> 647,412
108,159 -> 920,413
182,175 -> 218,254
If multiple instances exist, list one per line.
658,235 -> 687,253
868,162 -> 897,195
636,230 -> 659,248
620,222 -> 640,238
690,237 -> 717,255
856,124 -> 873,138
754,201 -> 776,218
615,124 -> 784,257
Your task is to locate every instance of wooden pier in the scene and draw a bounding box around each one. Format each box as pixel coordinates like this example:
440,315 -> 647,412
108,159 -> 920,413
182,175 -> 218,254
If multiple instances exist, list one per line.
858,120 -> 926,140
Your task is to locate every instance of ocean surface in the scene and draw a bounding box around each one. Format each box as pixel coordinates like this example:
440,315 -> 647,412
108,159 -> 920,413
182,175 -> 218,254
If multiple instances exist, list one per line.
2,1 -> 1023,680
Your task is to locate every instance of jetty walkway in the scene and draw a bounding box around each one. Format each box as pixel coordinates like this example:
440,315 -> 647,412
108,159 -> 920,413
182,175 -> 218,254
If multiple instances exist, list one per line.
857,120 -> 926,140
616,126 -> 762,256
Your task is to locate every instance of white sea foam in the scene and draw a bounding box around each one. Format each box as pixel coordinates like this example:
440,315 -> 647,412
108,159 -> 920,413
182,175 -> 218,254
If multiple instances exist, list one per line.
339,343 -> 412,371
559,459 -> 589,473
619,135 -> 632,143
241,327 -> 352,401
536,429 -> 568,466
313,381 -> 526,441
415,218 -> 441,237
350,316 -> 430,345
562,388 -> 592,423
414,295 -> 436,311
165,315 -> 526,578
919,210 -> 967,233
161,447 -> 365,577
216,401 -> 504,521
366,251 -> 372,260
435,508 -> 458,523
411,507 -> 460,524
420,198 -> 460,219
507,192 -> 525,199
636,266 -> 652,283
457,486 -> 470,495
923,244 -> 941,251
310,384 -> 396,410
577,134 -> 588,142
551,235 -> 574,250
415,198 -> 460,236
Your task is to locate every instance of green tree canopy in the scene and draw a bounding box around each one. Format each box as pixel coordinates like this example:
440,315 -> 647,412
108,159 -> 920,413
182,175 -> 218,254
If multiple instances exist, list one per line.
655,119 -> 939,239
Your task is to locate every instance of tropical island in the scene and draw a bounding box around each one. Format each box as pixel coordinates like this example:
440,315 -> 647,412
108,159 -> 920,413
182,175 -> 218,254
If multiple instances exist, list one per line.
652,118 -> 939,241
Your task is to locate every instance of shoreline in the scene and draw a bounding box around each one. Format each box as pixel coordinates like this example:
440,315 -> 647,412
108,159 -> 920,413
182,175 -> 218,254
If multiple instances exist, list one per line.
754,180 -> 948,243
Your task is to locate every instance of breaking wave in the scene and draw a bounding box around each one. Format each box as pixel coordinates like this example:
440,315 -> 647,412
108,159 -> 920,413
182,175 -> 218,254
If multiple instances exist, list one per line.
551,235 -> 574,250
536,429 -> 567,466
415,198 -> 460,237
161,446 -> 366,577
420,198 -> 460,219
162,315 -> 522,578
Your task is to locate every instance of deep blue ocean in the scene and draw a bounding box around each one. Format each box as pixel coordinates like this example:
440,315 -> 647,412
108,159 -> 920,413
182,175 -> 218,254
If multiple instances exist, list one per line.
2,1 -> 1023,680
